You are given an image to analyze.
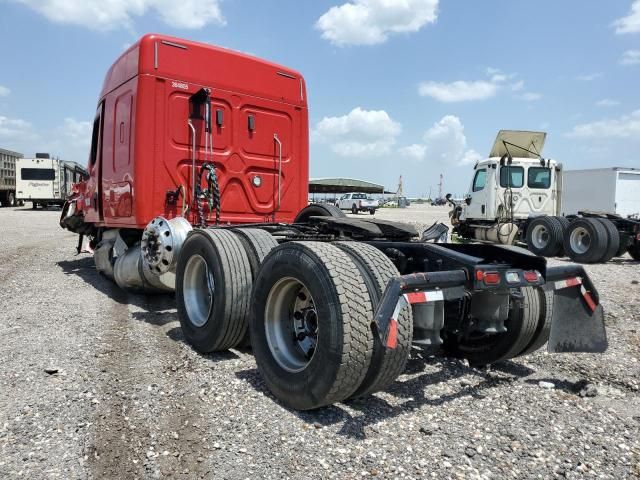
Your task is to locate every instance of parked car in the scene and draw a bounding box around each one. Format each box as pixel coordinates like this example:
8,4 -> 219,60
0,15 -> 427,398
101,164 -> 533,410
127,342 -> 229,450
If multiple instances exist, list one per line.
336,192 -> 379,214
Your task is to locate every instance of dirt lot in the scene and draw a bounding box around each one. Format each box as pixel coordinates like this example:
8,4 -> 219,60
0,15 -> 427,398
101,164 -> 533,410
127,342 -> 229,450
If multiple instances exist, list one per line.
0,204 -> 639,479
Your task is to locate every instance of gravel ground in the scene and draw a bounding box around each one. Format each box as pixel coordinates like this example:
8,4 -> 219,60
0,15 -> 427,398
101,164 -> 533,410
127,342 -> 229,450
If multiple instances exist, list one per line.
1,204 -> 639,479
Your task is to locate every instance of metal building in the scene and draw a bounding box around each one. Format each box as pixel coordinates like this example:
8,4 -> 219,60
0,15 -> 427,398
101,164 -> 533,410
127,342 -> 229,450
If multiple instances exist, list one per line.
0,147 -> 24,207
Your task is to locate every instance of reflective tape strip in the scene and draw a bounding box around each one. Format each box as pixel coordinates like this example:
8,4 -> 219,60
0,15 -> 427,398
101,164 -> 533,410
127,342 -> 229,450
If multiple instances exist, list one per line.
554,277 -> 582,290
386,296 -> 408,350
580,285 -> 597,312
404,290 -> 444,304
385,319 -> 398,349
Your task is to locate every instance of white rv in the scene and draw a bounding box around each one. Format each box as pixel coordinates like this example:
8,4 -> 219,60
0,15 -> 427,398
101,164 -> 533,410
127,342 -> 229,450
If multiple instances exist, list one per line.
16,154 -> 88,208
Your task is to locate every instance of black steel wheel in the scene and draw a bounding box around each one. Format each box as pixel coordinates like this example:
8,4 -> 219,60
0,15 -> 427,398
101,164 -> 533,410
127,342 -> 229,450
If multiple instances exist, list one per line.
334,241 -> 413,398
594,218 -> 620,263
250,242 -> 373,410
526,216 -> 563,257
175,229 -> 252,352
444,287 -> 540,366
563,218 -> 608,263
293,203 -> 345,223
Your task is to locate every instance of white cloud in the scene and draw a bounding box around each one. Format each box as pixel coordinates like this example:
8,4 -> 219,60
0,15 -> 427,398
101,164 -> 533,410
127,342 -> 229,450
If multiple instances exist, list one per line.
312,107 -> 401,157
620,49 -> 640,65
398,144 -> 426,161
60,118 -> 92,147
510,80 -> 524,91
613,0 -> 640,34
0,85 -> 10,97
422,115 -> 480,165
418,80 -> 499,103
460,149 -> 483,165
576,72 -> 603,82
0,115 -> 34,139
520,92 -> 542,101
316,0 -> 438,46
13,0 -> 225,30
596,99 -> 620,107
566,110 -> 640,139
418,68 -> 539,103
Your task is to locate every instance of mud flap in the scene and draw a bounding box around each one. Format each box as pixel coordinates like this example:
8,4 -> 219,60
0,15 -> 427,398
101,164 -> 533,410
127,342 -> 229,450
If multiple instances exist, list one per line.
547,285 -> 607,353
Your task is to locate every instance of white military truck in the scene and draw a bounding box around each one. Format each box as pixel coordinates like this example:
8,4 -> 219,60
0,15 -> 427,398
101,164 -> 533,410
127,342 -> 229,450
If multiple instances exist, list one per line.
449,130 -> 640,263
16,154 -> 88,208
336,192 -> 379,214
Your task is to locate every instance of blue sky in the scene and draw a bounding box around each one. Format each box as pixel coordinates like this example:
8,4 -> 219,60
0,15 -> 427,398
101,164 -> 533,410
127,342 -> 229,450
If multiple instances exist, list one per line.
0,0 -> 638,196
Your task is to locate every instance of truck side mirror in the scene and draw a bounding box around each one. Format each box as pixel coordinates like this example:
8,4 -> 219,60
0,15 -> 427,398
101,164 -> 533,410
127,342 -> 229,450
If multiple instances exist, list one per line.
465,197 -> 471,205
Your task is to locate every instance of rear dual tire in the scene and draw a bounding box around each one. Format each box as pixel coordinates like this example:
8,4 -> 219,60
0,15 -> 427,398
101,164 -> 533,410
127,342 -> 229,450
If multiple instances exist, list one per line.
176,229 -> 253,352
250,242 -> 374,410
334,241 -> 412,398
563,218 -> 617,264
444,287 -> 542,366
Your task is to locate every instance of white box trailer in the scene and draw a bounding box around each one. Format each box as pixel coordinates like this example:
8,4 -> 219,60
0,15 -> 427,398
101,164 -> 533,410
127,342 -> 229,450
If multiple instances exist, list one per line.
561,167 -> 640,218
16,156 -> 88,208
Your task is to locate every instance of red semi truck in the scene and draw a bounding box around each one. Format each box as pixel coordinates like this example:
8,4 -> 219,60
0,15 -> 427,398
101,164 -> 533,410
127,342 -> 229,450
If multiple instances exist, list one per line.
61,34 -> 607,410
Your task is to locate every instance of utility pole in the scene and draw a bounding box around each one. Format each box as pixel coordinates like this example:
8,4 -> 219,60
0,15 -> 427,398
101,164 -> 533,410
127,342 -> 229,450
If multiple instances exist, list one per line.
438,174 -> 444,200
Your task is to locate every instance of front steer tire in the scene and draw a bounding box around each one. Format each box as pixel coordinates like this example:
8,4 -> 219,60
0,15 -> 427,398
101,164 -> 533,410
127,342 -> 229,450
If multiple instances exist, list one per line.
250,242 -> 374,410
175,229 -> 252,353
334,241 -> 413,398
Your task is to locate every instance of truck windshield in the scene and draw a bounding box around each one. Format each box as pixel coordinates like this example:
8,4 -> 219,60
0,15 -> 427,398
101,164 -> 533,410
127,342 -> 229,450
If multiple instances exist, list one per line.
21,168 -> 55,181
352,193 -> 368,199
500,166 -> 524,188
528,167 -> 551,189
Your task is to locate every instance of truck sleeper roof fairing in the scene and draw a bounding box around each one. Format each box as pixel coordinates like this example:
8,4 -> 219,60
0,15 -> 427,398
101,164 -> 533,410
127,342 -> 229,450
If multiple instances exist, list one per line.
101,34 -> 306,106
489,130 -> 546,159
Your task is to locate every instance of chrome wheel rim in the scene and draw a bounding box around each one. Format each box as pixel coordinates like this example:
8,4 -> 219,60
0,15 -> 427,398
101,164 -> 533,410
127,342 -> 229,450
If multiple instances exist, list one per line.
531,224 -> 549,249
265,277 -> 318,373
569,227 -> 591,255
183,254 -> 214,327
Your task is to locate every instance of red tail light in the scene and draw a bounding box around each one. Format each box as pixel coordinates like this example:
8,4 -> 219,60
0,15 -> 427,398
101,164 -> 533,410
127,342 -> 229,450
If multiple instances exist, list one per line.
524,271 -> 539,283
476,270 -> 501,285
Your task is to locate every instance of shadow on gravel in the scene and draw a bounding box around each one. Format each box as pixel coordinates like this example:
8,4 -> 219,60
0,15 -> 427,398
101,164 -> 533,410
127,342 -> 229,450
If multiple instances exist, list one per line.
57,256 -> 174,313
236,352 -> 535,440
58,256 -> 241,363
